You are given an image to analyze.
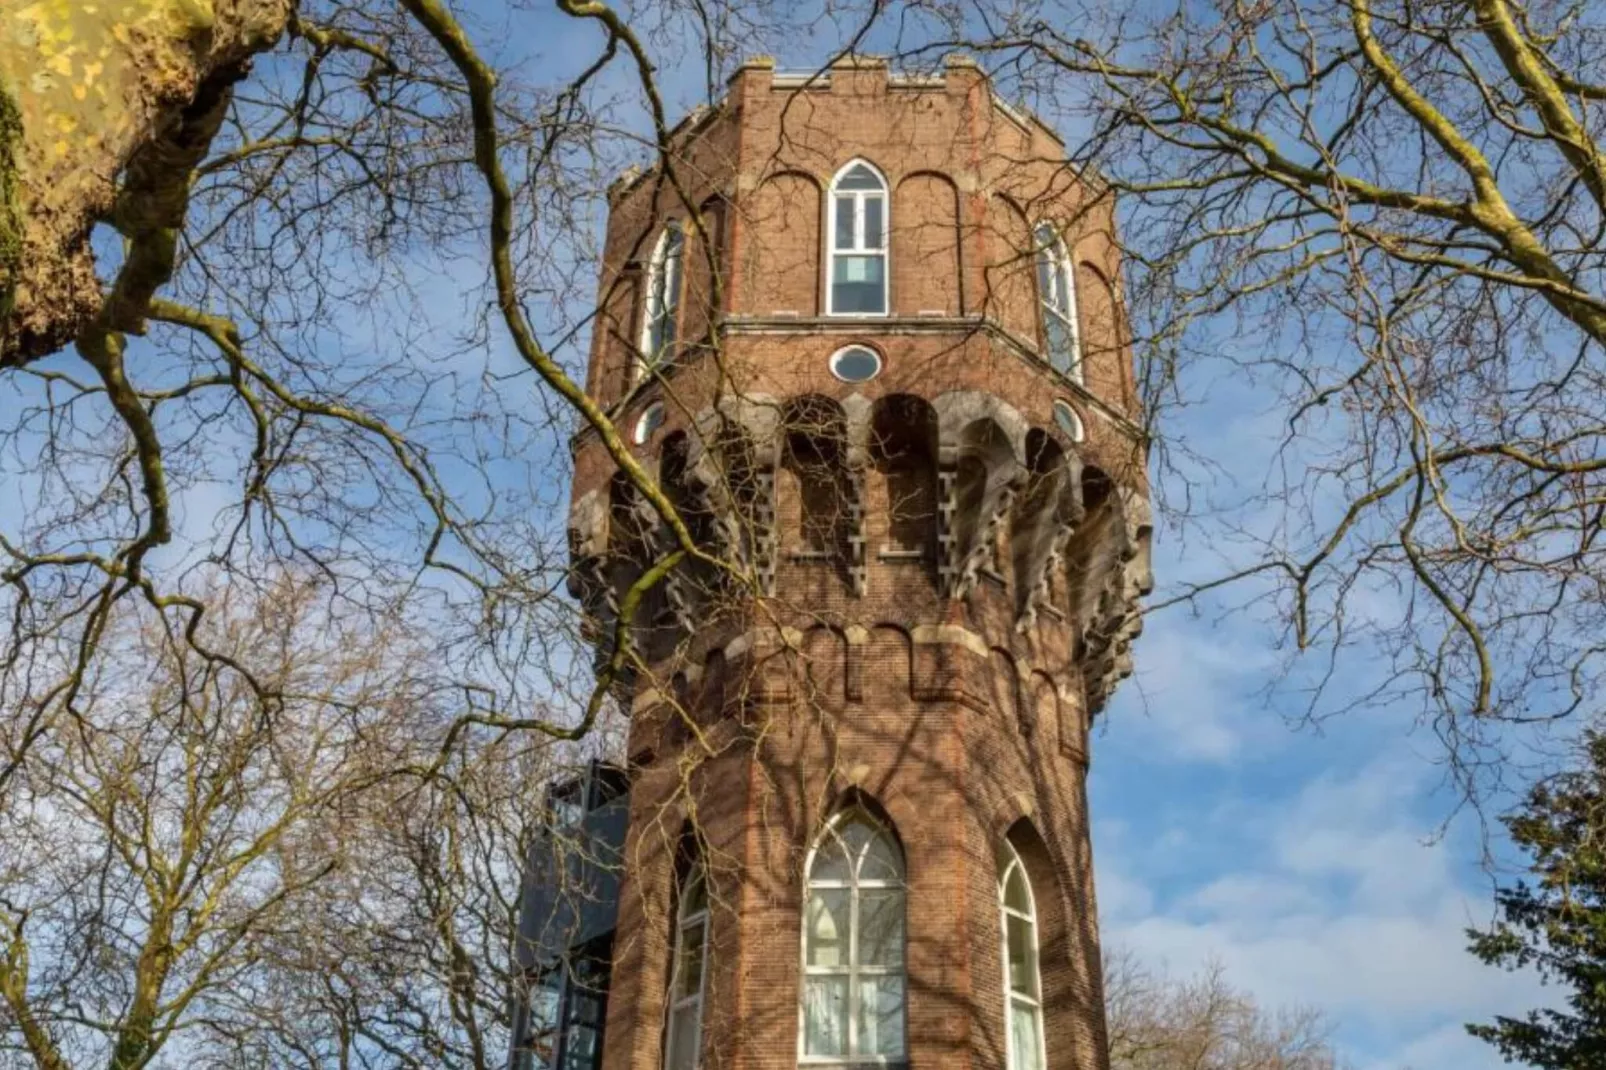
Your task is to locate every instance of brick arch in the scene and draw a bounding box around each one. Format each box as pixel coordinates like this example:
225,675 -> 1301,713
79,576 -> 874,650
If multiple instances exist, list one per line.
866,623 -> 913,701
989,647 -> 1022,728
984,193 -> 1037,342
870,394 -> 939,567
800,623 -> 848,706
743,170 -> 821,315
778,395 -> 854,592
996,817 -> 1083,1070
1074,259 -> 1121,402
893,170 -> 963,315
680,193 -> 729,348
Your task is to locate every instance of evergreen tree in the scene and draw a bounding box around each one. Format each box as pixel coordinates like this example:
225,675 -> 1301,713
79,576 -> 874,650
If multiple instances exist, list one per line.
1468,732 -> 1606,1068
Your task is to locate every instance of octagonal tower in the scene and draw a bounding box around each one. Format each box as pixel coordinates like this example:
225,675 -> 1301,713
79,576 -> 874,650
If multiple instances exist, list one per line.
562,54 -> 1151,1070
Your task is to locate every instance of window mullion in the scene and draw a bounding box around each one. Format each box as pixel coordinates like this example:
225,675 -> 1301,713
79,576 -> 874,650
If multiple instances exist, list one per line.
847,877 -> 860,1057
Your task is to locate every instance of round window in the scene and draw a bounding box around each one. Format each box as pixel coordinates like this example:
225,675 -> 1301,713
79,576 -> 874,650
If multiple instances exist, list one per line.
829,346 -> 883,382
634,401 -> 665,444
1053,400 -> 1084,442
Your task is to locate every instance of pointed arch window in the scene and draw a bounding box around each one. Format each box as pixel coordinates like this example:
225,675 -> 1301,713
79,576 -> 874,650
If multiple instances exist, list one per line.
664,865 -> 708,1070
640,222 -> 686,377
827,162 -> 889,316
1033,223 -> 1080,382
801,809 -> 906,1061
999,841 -> 1046,1070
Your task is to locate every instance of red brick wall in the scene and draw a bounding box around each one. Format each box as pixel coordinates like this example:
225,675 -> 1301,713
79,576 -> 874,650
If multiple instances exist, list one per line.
577,54 -> 1139,1070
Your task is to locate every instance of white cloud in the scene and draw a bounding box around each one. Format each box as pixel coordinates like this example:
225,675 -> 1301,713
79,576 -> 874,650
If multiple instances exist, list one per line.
1096,754 -> 1552,1070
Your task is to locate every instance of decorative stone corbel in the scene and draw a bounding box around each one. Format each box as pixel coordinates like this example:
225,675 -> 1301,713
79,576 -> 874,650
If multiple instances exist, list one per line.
1016,452 -> 1087,631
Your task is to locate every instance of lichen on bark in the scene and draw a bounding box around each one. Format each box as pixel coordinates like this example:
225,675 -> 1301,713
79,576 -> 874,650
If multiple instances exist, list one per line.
0,0 -> 293,366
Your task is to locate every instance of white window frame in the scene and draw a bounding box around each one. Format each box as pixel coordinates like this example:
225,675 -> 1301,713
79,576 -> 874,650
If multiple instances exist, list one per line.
664,866 -> 709,1070
798,809 -> 907,1065
999,840 -> 1047,1070
825,160 -> 890,318
1033,222 -> 1082,384
638,221 -> 685,381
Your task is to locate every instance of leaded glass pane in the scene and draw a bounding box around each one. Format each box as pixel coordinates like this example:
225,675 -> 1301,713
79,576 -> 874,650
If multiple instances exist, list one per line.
860,828 -> 903,882
805,888 -> 850,967
856,975 -> 907,1057
859,889 -> 905,967
810,834 -> 851,883
802,976 -> 849,1056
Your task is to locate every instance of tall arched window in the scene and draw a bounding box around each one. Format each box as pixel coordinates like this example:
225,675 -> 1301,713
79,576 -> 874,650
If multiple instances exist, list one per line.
664,866 -> 708,1070
1033,223 -> 1080,382
999,841 -> 1046,1070
801,809 -> 906,1061
640,222 -> 685,377
827,162 -> 889,316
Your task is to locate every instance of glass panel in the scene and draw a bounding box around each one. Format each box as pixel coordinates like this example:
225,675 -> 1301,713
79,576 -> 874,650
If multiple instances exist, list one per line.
1036,248 -> 1056,308
835,196 -> 856,249
662,250 -> 682,315
863,197 -> 884,250
667,1005 -> 700,1070
810,833 -> 851,883
675,919 -> 705,999
837,164 -> 883,191
680,872 -> 707,916
562,1023 -> 600,1070
1003,862 -> 1031,915
839,819 -> 874,865
859,889 -> 905,966
805,888 -> 850,966
860,828 -> 903,882
1006,913 -> 1039,997
1053,401 -> 1082,441
802,976 -> 849,1056
831,347 -> 881,382
1043,312 -> 1076,374
1010,1001 -> 1043,1070
856,975 -> 907,1057
831,256 -> 886,314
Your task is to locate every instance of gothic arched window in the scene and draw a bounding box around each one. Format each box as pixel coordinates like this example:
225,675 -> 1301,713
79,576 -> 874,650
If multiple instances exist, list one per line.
999,840 -> 1046,1070
801,809 -> 907,1060
1033,223 -> 1080,382
640,221 -> 685,377
827,162 -> 889,316
664,865 -> 709,1070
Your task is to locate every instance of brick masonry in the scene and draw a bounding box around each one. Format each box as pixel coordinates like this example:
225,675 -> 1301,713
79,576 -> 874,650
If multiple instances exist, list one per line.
568,53 -> 1151,1070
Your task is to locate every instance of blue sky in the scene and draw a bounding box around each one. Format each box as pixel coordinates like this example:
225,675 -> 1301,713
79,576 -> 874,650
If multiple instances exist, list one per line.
2,4 -> 1561,1067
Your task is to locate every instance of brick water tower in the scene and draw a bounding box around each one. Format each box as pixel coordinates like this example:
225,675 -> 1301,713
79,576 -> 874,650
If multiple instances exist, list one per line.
547,53 -> 1151,1070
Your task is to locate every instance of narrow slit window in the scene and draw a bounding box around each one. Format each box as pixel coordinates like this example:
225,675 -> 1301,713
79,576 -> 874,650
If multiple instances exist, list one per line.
828,163 -> 889,316
1033,223 -> 1080,382
664,867 -> 708,1070
640,222 -> 685,377
999,841 -> 1046,1070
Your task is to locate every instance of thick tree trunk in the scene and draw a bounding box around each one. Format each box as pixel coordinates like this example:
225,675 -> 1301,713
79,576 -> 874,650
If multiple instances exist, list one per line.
0,0 -> 293,366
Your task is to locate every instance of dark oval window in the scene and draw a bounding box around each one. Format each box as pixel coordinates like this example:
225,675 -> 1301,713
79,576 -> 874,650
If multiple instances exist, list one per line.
829,345 -> 883,382
1053,399 -> 1084,442
634,401 -> 665,444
